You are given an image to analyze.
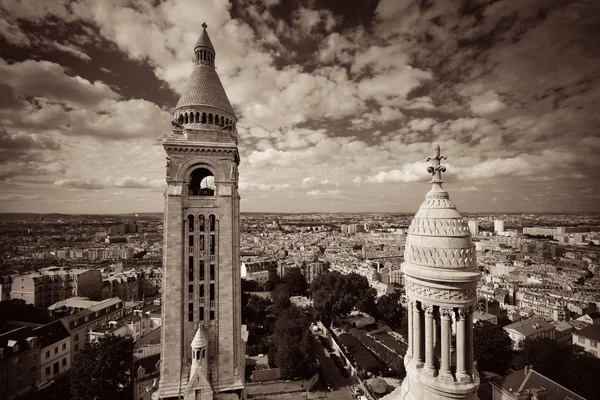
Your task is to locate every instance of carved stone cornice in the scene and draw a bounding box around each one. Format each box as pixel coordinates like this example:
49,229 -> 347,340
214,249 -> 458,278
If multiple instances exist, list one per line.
406,281 -> 476,302
404,245 -> 476,268
408,218 -> 471,236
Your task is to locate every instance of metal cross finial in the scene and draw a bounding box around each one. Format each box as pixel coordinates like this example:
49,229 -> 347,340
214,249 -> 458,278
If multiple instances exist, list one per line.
202,22 -> 208,30
426,142 -> 447,184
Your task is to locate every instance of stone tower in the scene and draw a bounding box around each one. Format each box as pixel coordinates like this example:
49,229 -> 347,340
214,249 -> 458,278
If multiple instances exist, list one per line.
397,143 -> 480,400
158,23 -> 246,400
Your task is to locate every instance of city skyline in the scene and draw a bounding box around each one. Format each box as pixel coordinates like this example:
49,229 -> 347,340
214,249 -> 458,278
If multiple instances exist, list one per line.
1,0 -> 599,214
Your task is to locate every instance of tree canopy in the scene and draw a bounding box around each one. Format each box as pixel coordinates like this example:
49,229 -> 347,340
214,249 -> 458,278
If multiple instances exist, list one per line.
282,267 -> 308,296
0,299 -> 52,326
310,271 -> 377,325
70,334 -> 133,400
375,291 -> 404,329
473,321 -> 513,374
269,306 -> 314,379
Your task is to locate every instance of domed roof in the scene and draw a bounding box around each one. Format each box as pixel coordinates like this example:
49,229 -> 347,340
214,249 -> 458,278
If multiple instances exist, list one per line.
175,65 -> 235,115
403,143 -> 477,271
191,326 -> 208,348
195,23 -> 215,52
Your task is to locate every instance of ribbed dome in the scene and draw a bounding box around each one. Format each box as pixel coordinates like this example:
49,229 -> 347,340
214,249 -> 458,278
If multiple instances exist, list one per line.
191,326 -> 208,348
403,143 -> 477,271
175,65 -> 235,116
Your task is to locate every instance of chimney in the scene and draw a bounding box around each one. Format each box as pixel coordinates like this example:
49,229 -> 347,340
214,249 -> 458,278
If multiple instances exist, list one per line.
524,365 -> 529,376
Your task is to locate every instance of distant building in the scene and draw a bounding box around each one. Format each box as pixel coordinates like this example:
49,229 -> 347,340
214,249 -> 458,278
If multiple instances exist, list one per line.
472,311 -> 498,325
109,222 -> 138,235
490,366 -> 584,400
306,262 -> 327,284
134,344 -> 161,400
517,292 -> 570,321
503,316 -> 555,349
468,220 -> 479,236
10,268 -> 102,309
576,311 -> 600,325
573,324 -> 600,358
552,321 -> 575,345
494,220 -> 504,234
244,270 -> 270,286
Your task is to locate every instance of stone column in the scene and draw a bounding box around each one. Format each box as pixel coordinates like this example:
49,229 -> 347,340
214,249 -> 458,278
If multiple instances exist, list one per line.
456,308 -> 467,378
439,307 -> 452,378
466,306 -> 474,374
407,300 -> 413,360
413,301 -> 423,364
424,305 -> 435,374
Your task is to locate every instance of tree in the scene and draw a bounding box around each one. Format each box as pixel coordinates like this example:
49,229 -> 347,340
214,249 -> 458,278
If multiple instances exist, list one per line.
282,267 -> 308,296
473,321 -> 512,374
270,306 -> 314,379
241,278 -> 263,292
263,271 -> 282,291
310,271 -> 377,325
376,291 -> 404,329
0,299 -> 52,326
70,334 -> 133,400
272,284 -> 291,316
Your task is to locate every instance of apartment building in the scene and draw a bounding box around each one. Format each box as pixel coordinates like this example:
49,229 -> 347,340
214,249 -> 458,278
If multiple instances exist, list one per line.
517,292 -> 570,321
10,267 -> 102,309
33,320 -> 71,386
573,324 -> 600,358
0,326 -> 40,400
503,316 -> 556,349
59,298 -> 124,363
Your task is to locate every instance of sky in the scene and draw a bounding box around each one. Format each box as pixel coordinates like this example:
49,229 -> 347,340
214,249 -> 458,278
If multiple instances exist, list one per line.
0,0 -> 599,214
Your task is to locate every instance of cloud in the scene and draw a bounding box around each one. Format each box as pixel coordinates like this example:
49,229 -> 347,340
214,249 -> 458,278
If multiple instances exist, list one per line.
54,178 -> 105,190
51,41 -> 92,61
407,118 -> 437,132
469,90 -> 507,116
0,19 -> 31,46
239,182 -> 290,191
115,177 -> 164,188
366,162 -> 430,183
0,194 -> 43,201
301,177 -> 339,189
307,189 -> 340,197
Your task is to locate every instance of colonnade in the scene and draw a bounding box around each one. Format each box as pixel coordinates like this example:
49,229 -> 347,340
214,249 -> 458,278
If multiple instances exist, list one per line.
406,300 -> 475,380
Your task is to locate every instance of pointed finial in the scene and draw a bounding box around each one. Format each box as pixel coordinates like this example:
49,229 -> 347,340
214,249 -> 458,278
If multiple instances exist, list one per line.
202,22 -> 208,30
426,142 -> 447,185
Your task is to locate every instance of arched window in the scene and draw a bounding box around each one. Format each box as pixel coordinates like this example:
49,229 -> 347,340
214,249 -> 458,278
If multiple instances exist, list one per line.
208,114 -> 213,124
199,214 -> 205,232
202,113 -> 207,124
185,113 -> 189,124
209,215 -> 216,232
214,114 -> 219,125
190,113 -> 194,123
196,112 -> 200,123
178,114 -> 183,124
188,215 -> 194,232
220,116 -> 224,126
188,168 -> 215,196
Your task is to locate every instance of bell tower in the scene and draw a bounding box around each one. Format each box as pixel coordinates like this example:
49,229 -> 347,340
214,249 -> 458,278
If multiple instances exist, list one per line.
158,23 -> 245,400
393,143 -> 480,400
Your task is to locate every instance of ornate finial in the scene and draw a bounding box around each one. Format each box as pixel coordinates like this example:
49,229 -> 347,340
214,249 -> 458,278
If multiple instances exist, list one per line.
202,22 -> 208,30
426,142 -> 447,185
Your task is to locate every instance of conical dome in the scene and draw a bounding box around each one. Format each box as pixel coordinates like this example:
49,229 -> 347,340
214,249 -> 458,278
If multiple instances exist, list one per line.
403,143 -> 478,284
194,23 -> 215,52
191,326 -> 208,349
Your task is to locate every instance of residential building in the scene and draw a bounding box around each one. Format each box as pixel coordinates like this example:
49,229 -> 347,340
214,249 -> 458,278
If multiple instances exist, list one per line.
576,311 -> 600,325
503,316 -> 556,349
134,344 -> 161,400
10,267 -> 102,309
517,292 -> 570,321
572,324 -> 600,358
0,276 -> 12,301
33,320 -> 70,386
0,326 -> 40,400
60,298 -> 124,363
490,366 -> 584,400
552,321 -> 575,345
473,311 -> 498,325
468,220 -> 479,236
494,220 -> 504,234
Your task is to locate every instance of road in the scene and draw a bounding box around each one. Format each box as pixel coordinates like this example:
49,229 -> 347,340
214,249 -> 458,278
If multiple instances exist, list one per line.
311,329 -> 355,400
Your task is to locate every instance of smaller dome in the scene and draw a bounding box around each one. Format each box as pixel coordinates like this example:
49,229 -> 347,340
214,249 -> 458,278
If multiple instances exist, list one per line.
370,377 -> 388,394
191,326 -> 208,349
195,22 -> 215,52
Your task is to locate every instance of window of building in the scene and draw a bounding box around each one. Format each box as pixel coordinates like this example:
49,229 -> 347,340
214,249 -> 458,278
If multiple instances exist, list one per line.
578,336 -> 586,344
210,310 -> 215,321
199,261 -> 205,281
30,365 -> 35,374
62,343 -> 66,351
74,334 -> 79,342
62,358 -> 66,367
189,256 -> 194,282
591,340 -> 598,348
46,351 -> 50,358
45,366 -> 51,376
209,284 -> 215,301
189,235 -> 194,248
199,214 -> 205,231
30,353 -> 36,361
74,343 -> 79,352
199,235 -> 204,251
199,307 -> 204,321
12,367 -> 21,377
53,362 -> 59,374
210,264 -> 215,281
12,380 -> 20,391
188,303 -> 194,322
210,235 -> 215,255
188,215 -> 194,232
209,215 -> 216,231
54,347 -> 58,354
199,284 -> 204,298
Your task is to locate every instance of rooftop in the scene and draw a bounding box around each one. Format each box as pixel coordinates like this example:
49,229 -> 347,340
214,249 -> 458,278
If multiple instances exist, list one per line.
574,324 -> 600,342
491,367 -> 584,400
504,316 -> 555,337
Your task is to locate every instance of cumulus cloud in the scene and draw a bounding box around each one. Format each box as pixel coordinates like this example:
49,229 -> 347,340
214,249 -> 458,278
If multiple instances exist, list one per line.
0,194 -> 43,201
115,177 -> 164,189
239,182 -> 290,191
301,177 -> 339,189
469,90 -> 507,116
54,178 -> 106,190
307,189 -> 340,197
366,162 -> 430,184
51,41 -> 92,61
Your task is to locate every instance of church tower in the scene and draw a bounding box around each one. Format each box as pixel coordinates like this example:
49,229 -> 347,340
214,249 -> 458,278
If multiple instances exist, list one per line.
397,143 -> 480,400
158,23 -> 246,400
